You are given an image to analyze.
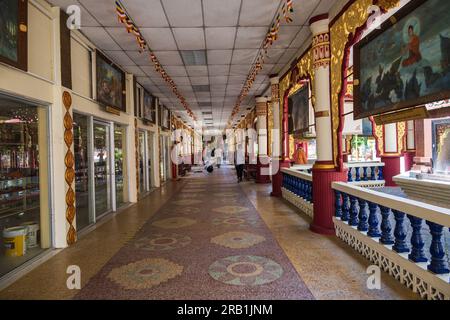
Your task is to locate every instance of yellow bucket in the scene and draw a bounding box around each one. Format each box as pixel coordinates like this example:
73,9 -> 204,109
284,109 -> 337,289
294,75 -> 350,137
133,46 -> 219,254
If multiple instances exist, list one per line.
3,227 -> 27,257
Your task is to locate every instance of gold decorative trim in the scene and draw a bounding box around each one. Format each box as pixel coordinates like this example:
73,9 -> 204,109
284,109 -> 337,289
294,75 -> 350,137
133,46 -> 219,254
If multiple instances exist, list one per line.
63,91 -> 76,245
313,163 -> 336,170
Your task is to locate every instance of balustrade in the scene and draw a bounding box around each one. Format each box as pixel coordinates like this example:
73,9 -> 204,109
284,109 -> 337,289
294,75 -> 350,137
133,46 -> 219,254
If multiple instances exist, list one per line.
333,181 -> 450,299
346,162 -> 385,183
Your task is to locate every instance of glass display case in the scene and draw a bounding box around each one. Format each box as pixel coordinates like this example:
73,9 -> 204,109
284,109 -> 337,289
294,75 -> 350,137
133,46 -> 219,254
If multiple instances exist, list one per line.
0,95 -> 50,277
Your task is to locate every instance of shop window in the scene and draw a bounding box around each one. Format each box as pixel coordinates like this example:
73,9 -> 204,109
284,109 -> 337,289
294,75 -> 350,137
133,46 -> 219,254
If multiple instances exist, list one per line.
74,113 -> 92,231
0,95 -> 50,277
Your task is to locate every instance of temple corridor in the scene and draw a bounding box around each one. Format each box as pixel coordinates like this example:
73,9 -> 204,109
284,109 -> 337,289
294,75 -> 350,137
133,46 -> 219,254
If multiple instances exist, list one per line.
0,167 -> 416,300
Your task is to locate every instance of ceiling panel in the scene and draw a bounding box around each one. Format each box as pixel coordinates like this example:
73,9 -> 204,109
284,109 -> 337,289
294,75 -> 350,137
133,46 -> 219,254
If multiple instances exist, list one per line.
140,28 -> 178,50
79,0 -> 121,27
207,50 -> 233,65
82,27 -> 121,50
186,66 -> 208,77
231,49 -> 258,65
209,76 -> 228,85
162,0 -> 203,27
239,0 -> 281,27
190,77 -> 209,85
104,51 -> 135,67
229,64 -> 251,76
203,0 -> 241,27
121,0 -> 169,27
171,77 -> 191,85
234,27 -> 267,49
205,28 -> 236,50
271,26 -> 301,49
209,65 -> 230,76
173,28 -> 205,50
152,51 -> 184,65
126,51 -> 153,66
164,66 -> 188,77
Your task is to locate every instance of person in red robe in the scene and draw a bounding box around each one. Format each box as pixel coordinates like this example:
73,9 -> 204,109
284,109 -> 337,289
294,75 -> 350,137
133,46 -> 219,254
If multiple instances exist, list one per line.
402,25 -> 422,67
294,145 -> 308,165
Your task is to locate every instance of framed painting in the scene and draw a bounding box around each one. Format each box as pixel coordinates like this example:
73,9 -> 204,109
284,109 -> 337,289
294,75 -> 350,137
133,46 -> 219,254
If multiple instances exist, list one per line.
143,90 -> 155,124
96,51 -> 126,112
0,0 -> 28,71
288,84 -> 309,134
354,0 -> 450,119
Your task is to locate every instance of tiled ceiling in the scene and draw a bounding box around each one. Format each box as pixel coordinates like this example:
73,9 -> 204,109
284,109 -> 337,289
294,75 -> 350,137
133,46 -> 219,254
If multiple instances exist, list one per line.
49,0 -> 335,129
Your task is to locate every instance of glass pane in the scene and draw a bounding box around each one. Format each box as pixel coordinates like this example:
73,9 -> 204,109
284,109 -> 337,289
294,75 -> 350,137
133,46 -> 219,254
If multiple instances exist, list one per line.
114,125 -> 125,207
73,114 -> 91,230
139,131 -> 146,194
147,133 -> 153,189
93,123 -> 111,217
0,95 -> 49,277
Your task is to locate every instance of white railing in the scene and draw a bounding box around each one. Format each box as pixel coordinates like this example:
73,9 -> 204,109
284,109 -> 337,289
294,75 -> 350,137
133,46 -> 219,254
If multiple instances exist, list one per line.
281,168 -> 313,218
346,161 -> 385,186
332,181 -> 450,300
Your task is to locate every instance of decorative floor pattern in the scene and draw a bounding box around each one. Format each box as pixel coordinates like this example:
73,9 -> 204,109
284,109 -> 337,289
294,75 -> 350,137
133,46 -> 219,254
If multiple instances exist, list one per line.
75,168 -> 314,300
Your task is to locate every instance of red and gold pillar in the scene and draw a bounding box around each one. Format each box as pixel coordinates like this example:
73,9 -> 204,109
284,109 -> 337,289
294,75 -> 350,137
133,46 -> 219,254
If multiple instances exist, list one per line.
310,15 -> 347,235
270,76 -> 289,196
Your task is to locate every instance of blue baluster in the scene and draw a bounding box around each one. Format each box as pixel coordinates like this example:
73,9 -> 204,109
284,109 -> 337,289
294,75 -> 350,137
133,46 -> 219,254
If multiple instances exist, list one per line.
407,215 -> 427,263
335,190 -> 342,218
368,202 -> 381,237
370,167 -> 376,181
309,182 -> 313,202
426,221 -> 450,274
355,167 -> 361,182
341,193 -> 350,221
378,166 -> 384,180
308,182 -> 313,202
298,179 -> 303,198
347,168 -> 353,182
379,206 -> 394,245
363,167 -> 369,181
357,198 -> 369,232
349,196 -> 359,226
392,210 -> 410,253
296,178 -> 301,196
302,180 -> 307,199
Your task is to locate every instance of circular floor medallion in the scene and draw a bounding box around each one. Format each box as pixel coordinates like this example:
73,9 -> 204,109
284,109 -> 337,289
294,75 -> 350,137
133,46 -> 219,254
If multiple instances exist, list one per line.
212,215 -> 259,227
169,206 -> 201,215
211,231 -> 265,249
107,258 -> 183,290
213,206 -> 249,214
152,217 -> 197,229
135,233 -> 192,251
208,256 -> 283,286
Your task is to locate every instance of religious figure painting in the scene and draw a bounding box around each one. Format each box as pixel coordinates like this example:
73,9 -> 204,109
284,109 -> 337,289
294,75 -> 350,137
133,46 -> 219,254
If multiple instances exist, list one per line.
354,0 -> 450,119
288,84 -> 309,134
96,51 -> 125,111
0,0 -> 27,70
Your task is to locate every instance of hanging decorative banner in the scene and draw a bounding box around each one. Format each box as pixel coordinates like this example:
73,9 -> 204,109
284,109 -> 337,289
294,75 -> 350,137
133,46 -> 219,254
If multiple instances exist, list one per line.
115,1 -> 196,121
228,0 -> 294,128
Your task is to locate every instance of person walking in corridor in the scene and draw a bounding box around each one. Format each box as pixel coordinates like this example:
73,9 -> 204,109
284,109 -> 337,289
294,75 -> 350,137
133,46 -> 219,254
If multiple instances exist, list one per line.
235,144 -> 245,183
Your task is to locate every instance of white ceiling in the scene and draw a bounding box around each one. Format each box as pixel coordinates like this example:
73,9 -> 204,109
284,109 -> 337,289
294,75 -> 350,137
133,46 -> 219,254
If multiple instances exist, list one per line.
49,0 -> 335,129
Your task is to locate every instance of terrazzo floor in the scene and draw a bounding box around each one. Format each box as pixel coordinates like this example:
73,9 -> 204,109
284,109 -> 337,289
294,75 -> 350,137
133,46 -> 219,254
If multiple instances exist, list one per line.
0,167 -> 418,300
